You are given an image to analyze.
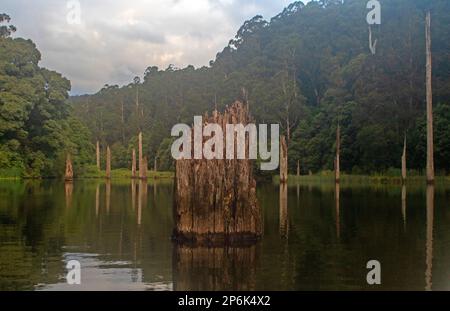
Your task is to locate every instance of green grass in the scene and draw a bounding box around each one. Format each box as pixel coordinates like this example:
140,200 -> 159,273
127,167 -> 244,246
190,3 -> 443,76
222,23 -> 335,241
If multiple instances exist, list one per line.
274,171 -> 450,186
78,166 -> 174,179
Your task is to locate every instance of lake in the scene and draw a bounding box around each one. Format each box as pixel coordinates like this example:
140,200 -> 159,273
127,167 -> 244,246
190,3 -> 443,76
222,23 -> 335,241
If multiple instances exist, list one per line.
0,179 -> 449,291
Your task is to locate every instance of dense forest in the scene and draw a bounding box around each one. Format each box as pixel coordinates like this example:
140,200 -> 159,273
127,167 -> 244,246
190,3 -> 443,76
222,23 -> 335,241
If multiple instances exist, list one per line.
1,0 -> 450,178
0,14 -> 92,178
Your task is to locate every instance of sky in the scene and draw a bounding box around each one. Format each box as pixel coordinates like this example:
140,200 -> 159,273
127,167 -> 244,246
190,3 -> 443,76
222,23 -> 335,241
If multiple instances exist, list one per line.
2,0 -> 303,95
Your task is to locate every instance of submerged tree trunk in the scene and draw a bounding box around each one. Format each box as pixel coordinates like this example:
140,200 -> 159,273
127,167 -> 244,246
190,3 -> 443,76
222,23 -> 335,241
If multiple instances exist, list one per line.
96,141 -> 100,170
131,148 -> 137,178
402,135 -> 407,182
138,132 -> 144,179
106,145 -> 111,179
425,12 -> 435,184
65,154 -> 74,181
173,102 -> 261,244
280,135 -> 288,183
335,124 -> 341,183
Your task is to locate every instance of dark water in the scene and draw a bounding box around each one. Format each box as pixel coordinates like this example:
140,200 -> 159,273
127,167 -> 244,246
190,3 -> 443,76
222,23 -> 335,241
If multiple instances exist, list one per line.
0,179 -> 449,291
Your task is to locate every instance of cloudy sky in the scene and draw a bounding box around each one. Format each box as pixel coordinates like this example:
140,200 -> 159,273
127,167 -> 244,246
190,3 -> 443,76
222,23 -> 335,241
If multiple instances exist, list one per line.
2,0 -> 303,95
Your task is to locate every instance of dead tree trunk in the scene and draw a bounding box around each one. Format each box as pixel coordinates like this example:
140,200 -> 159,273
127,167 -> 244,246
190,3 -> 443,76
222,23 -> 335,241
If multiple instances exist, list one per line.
280,135 -> 288,183
131,148 -> 137,178
425,12 -> 435,184
141,156 -> 148,179
335,124 -> 341,183
106,145 -> 111,179
154,158 -> 157,172
65,154 -> 74,181
96,141 -> 100,170
138,132 -> 144,179
297,160 -> 300,177
173,101 -> 261,244
402,135 -> 407,182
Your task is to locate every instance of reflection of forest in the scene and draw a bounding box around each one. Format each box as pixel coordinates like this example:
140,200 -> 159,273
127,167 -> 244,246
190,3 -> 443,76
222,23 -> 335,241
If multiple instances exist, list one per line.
0,180 -> 173,290
0,180 -> 449,290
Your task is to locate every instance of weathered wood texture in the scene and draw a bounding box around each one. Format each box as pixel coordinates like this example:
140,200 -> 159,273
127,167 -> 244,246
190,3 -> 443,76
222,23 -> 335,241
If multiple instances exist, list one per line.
65,154 -> 73,181
106,145 -> 111,179
173,244 -> 257,291
173,101 -> 261,244
335,124 -> 341,183
280,135 -> 288,183
402,135 -> 407,182
96,141 -> 100,170
425,12 -> 435,184
138,132 -> 144,179
131,148 -> 137,178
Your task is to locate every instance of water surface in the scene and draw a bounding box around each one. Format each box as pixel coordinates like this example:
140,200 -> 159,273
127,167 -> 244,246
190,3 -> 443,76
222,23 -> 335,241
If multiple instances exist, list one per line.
0,179 -> 449,291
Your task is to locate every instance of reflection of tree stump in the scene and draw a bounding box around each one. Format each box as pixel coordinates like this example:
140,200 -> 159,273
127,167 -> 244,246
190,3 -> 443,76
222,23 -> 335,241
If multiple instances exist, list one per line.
279,183 -> 288,238
173,244 -> 257,291
173,102 -> 261,244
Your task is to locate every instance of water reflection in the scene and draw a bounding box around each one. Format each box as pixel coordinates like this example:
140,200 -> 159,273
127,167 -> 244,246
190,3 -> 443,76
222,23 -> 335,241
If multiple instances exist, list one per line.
335,183 -> 340,239
425,185 -> 434,291
401,185 -> 406,230
172,244 -> 258,291
279,183 -> 288,238
1,180 -> 450,291
65,181 -> 73,209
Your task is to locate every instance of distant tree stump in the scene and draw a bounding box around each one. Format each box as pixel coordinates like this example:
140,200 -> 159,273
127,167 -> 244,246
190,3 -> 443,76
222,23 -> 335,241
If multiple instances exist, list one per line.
173,102 -> 262,244
65,154 -> 73,181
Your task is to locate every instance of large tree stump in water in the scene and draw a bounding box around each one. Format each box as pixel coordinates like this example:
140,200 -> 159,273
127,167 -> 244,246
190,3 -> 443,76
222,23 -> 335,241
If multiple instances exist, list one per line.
173,101 -> 261,244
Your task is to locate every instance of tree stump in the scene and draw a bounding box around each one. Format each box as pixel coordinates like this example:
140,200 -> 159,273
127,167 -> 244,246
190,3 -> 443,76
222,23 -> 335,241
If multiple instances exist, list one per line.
131,148 -> 137,178
280,135 -> 288,183
173,101 -> 261,244
106,145 -> 111,179
65,154 -> 73,181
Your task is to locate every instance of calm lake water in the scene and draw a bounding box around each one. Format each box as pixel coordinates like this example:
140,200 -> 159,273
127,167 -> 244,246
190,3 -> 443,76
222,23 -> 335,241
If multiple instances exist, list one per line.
0,179 -> 449,291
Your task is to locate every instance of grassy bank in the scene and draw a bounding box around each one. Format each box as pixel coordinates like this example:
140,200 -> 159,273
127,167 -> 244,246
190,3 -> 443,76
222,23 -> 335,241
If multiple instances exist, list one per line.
0,165 -> 174,180
274,172 -> 450,186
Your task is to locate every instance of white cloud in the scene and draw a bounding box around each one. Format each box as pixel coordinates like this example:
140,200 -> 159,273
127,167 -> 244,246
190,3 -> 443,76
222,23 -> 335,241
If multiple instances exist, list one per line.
2,0 -> 299,94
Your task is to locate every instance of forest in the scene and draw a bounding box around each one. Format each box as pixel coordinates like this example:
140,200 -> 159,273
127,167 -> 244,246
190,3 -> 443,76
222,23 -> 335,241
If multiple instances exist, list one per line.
1,0 -> 450,178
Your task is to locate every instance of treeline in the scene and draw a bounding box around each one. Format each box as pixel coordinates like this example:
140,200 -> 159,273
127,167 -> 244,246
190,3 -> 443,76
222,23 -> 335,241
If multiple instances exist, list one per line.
0,14 -> 93,178
71,0 -> 450,175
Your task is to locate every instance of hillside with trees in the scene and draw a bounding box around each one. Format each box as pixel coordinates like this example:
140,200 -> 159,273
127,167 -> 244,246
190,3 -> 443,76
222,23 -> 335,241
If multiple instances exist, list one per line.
70,0 -> 450,175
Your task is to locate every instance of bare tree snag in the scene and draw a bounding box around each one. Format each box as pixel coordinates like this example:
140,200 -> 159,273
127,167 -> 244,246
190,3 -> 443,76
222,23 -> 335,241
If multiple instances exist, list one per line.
141,156 -> 148,179
425,12 -> 435,184
280,135 -> 288,183
96,141 -> 100,170
297,160 -> 300,177
106,145 -> 111,179
335,124 -> 341,183
154,158 -> 157,172
402,135 -> 407,183
173,102 -> 261,244
138,132 -> 144,179
131,148 -> 137,178
368,26 -> 377,55
65,154 -> 74,181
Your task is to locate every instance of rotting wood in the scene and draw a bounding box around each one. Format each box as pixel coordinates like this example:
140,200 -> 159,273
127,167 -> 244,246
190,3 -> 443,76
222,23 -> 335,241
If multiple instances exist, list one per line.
173,101 -> 261,244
